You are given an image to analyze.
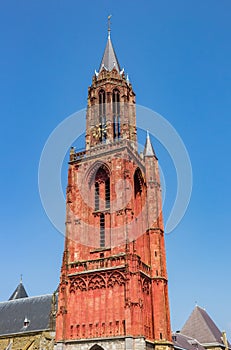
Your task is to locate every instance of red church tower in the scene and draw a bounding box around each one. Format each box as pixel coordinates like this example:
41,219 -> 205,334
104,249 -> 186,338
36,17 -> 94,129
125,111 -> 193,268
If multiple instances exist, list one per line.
55,25 -> 172,350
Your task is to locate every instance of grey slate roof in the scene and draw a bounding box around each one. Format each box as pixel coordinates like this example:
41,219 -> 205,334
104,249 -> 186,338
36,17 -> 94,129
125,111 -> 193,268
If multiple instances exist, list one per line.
144,131 -> 156,157
181,306 -> 230,347
99,34 -> 121,72
173,332 -> 206,350
0,294 -> 53,336
8,282 -> 28,300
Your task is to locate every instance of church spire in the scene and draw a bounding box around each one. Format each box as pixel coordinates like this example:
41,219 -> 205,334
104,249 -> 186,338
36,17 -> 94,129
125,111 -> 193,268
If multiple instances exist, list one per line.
8,278 -> 28,300
99,16 -> 121,72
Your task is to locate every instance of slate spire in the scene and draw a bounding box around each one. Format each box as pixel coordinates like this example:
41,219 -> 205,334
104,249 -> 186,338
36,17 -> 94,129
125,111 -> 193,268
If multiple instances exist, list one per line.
181,305 -> 230,346
99,18 -> 121,73
144,131 -> 156,157
8,280 -> 28,301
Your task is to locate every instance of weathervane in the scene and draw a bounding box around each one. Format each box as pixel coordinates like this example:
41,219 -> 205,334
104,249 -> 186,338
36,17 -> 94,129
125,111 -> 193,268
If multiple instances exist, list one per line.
108,14 -> 112,38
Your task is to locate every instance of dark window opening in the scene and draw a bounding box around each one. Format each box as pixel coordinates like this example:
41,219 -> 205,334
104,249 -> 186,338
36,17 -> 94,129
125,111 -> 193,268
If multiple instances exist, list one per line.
134,168 -> 143,197
122,320 -> 126,335
76,325 -> 80,337
90,346 -> 104,350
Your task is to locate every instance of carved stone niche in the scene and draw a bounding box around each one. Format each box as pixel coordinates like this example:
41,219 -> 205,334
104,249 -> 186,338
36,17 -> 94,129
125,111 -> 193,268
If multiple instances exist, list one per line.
142,277 -> 150,295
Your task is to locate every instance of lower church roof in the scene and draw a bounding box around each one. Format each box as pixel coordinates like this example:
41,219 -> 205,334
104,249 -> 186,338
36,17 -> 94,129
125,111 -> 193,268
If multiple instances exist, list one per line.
0,294 -> 54,336
181,306 -> 230,348
173,332 -> 206,350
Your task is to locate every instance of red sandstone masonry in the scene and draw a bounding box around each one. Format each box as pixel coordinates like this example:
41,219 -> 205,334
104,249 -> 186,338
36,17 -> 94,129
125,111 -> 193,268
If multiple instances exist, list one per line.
56,65 -> 172,348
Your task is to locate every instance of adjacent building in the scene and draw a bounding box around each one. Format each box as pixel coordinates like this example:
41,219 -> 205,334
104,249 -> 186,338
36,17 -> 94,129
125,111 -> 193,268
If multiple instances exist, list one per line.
0,281 -> 56,350
180,306 -> 230,350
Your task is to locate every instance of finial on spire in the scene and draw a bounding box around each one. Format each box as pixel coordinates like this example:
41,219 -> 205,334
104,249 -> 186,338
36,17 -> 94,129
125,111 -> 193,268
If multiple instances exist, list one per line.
20,274 -> 23,283
108,15 -> 112,38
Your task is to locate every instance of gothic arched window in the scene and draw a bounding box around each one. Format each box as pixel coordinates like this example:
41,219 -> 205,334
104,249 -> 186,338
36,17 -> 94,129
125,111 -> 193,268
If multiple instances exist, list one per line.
99,90 -> 106,142
93,165 -> 110,247
113,89 -> 120,139
94,166 -> 111,211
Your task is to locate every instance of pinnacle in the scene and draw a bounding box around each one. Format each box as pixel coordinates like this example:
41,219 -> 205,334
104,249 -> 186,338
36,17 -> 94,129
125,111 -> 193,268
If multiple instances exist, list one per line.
144,131 -> 156,157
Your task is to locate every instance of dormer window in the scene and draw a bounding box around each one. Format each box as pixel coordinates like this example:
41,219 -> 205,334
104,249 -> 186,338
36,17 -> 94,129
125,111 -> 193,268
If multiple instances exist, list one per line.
23,317 -> 30,328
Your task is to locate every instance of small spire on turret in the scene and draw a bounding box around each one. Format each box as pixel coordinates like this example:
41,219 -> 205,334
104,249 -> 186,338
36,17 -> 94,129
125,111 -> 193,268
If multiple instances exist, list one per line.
144,130 -> 156,157
9,278 -> 28,300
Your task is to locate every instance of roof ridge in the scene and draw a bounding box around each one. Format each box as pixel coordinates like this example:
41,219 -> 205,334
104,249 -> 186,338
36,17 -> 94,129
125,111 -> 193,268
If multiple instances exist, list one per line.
177,333 -> 200,342
0,293 -> 53,304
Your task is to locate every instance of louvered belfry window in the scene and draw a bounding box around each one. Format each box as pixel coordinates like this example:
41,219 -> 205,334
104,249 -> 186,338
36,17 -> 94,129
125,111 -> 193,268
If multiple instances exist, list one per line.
99,90 -> 106,142
95,182 -> 100,211
113,89 -> 120,139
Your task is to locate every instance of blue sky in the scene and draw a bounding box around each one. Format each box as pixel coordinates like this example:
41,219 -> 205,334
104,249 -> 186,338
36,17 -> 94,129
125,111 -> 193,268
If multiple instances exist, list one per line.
0,0 -> 231,336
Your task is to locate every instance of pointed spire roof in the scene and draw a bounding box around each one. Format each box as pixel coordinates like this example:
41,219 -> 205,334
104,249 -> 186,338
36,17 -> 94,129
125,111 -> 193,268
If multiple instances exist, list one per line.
8,281 -> 28,301
181,306 -> 229,346
144,131 -> 156,157
99,25 -> 121,73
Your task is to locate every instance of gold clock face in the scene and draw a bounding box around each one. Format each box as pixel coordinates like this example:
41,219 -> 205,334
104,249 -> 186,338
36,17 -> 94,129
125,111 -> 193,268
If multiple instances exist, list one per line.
92,122 -> 109,141
92,124 -> 101,140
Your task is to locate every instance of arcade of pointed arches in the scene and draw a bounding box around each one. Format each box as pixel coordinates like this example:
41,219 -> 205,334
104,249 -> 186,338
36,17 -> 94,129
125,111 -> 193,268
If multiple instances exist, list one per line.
98,88 -> 121,141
